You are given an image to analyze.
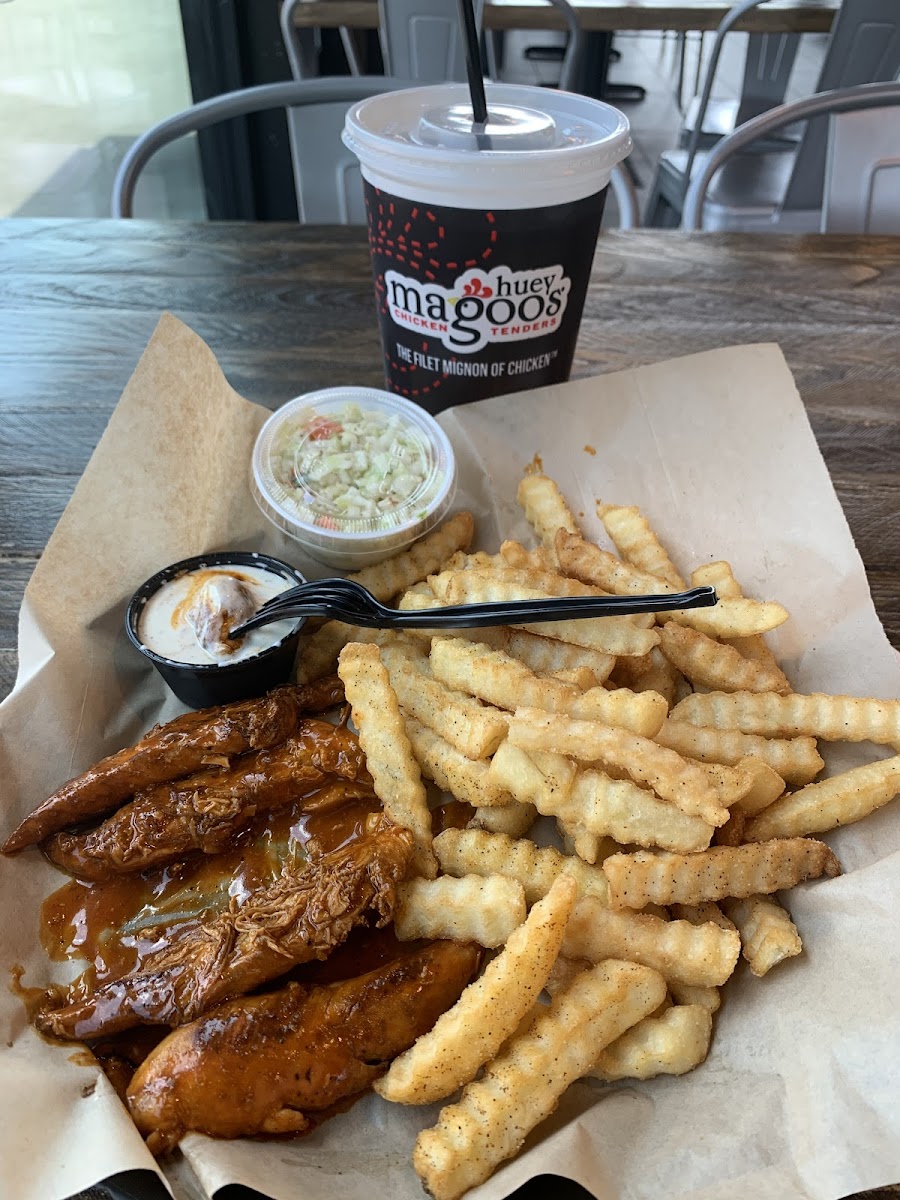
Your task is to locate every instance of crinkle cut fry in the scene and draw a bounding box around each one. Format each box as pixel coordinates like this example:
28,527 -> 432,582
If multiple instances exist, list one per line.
516,472 -> 580,549
744,754 -> 900,840
689,561 -> 791,693
429,636 -> 585,717
558,820 -> 619,866
394,874 -> 526,947
406,718 -> 513,810
413,960 -> 667,1200
469,802 -> 537,838
349,511 -> 474,601
670,690 -> 900,747
562,895 -> 740,987
376,875 -> 577,1105
657,598 -> 789,639
488,741 -> 713,853
611,647 -> 682,710
603,839 -> 841,910
507,707 -> 728,826
556,530 -> 678,597
338,644 -> 436,878
589,1003 -> 713,1081
433,827 -> 609,905
433,656 -> 669,734
500,539 -> 566,572
654,719 -> 824,786
381,640 -> 509,760
596,501 -> 686,589
430,571 -> 659,657
505,629 -> 615,684
658,621 -> 791,695
489,565 -> 610,598
721,894 -> 802,976
567,768 -> 715,853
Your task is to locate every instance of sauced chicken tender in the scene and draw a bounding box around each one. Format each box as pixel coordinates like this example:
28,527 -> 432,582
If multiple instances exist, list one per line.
35,818 -> 414,1041
127,940 -> 480,1155
43,719 -> 370,880
2,684 -> 323,854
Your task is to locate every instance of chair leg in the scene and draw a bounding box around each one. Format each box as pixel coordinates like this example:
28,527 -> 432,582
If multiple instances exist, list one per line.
644,167 -> 682,229
339,26 -> 364,75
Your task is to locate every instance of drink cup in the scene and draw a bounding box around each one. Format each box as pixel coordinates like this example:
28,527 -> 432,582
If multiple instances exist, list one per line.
343,83 -> 631,414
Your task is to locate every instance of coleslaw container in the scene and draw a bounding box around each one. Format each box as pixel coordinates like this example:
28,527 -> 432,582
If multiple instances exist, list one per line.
251,386 -> 457,569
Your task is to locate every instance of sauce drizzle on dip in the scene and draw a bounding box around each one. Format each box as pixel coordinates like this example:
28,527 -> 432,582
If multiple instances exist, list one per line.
138,565 -> 296,666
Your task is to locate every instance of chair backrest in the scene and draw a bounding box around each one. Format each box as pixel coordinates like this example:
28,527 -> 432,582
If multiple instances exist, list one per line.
681,81 -> 900,230
111,78 -> 416,223
281,0 -> 364,78
377,0 -> 484,81
681,1 -> 794,192
822,106 -> 900,232
782,0 -> 900,211
734,30 -> 801,125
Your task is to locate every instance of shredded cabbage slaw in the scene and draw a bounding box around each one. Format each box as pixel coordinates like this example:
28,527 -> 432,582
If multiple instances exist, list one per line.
272,402 -> 430,525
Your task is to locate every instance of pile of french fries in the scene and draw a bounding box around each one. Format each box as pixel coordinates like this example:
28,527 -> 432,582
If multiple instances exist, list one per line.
297,472 -> 900,1200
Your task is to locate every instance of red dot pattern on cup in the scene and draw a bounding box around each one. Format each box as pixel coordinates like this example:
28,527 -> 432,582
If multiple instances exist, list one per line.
365,190 -> 499,398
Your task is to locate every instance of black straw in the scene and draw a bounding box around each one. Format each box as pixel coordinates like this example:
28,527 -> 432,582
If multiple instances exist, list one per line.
457,0 -> 488,126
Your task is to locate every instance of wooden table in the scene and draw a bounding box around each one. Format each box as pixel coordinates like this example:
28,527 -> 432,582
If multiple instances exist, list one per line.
0,220 -> 897,1199
290,0 -> 838,34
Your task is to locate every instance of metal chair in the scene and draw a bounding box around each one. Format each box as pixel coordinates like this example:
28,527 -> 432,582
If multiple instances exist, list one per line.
822,104 -> 900,233
280,0 -> 364,78
112,78 -> 416,223
682,80 -> 900,232
280,0 -> 484,81
679,1 -> 800,151
487,0 -> 584,92
281,0 -> 582,91
377,0 -> 484,80
277,1 -> 638,226
647,0 -> 900,230
112,77 -> 639,229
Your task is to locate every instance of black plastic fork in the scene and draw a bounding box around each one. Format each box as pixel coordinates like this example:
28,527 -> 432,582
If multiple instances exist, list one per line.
229,577 -> 718,637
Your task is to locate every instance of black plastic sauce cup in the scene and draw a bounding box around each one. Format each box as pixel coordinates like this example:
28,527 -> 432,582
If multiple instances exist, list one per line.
125,551 -> 306,709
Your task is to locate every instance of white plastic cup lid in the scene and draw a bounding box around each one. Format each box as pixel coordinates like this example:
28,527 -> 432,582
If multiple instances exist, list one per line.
343,83 -> 632,209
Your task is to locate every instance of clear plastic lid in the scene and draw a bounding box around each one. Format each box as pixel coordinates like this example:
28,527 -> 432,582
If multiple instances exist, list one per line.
251,387 -> 456,552
343,83 -> 632,209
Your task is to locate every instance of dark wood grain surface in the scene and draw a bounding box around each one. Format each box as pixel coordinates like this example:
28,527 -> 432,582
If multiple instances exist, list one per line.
0,219 -> 897,1200
291,0 -> 838,32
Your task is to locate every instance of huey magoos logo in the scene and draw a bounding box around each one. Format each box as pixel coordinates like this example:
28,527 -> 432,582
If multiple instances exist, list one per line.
384,265 -> 571,353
